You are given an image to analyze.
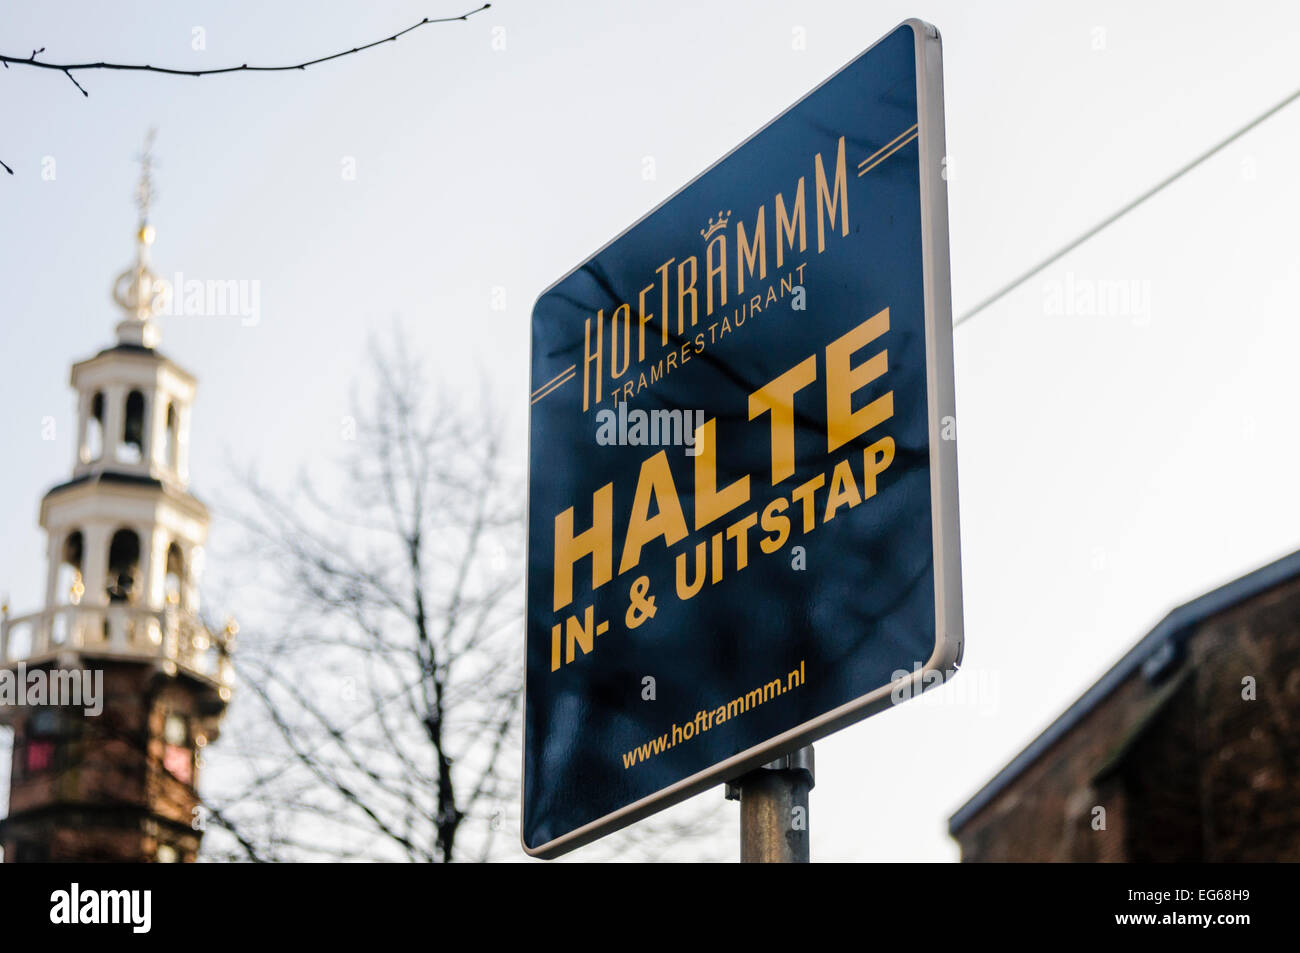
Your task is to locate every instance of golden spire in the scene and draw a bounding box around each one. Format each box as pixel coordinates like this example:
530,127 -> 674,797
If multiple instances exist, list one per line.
112,128 -> 163,346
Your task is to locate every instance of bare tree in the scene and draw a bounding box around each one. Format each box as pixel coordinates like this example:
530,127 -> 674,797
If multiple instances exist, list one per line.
200,327 -> 728,863
204,329 -> 520,862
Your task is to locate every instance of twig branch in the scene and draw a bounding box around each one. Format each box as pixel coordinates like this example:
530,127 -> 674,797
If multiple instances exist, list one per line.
0,6 -> 489,79
0,5 -> 491,175
61,69 -> 87,97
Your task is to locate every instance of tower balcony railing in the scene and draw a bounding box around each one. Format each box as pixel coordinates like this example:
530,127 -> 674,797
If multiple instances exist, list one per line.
0,604 -> 233,693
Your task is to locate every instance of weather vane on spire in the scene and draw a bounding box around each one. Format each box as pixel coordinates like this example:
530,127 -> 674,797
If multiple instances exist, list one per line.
112,128 -> 164,347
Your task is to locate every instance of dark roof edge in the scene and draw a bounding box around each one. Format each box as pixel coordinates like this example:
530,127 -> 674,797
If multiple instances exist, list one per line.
42,470 -> 208,514
947,546 -> 1300,836
72,343 -> 196,384
44,470 -> 165,495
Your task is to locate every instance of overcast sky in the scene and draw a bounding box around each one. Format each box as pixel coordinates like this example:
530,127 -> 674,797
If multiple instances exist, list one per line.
3,0 -> 1300,861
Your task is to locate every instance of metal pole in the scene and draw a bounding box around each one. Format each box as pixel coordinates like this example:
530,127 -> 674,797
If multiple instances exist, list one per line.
725,745 -> 814,863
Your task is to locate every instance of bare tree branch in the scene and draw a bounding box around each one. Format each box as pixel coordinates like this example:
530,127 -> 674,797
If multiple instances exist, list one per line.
0,7 -> 490,81
0,5 -> 491,175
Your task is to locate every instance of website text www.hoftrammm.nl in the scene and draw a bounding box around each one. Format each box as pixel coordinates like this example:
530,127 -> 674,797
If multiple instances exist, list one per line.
621,661 -> 806,769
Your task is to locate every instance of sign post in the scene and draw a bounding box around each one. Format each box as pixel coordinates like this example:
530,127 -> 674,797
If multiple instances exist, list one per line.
524,19 -> 960,860
726,745 -> 814,862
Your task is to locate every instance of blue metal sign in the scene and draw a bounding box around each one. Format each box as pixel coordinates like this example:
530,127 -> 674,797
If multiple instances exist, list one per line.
524,20 -> 962,857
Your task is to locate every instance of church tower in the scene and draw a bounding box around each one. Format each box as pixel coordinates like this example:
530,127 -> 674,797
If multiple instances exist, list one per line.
0,139 -> 234,862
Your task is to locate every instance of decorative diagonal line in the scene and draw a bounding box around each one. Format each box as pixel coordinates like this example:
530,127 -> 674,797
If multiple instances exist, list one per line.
857,128 -> 918,177
531,364 -> 577,398
530,370 -> 576,405
857,124 -> 918,171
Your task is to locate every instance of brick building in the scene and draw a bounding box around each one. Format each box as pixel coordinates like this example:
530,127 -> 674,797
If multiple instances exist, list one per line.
949,548 -> 1300,862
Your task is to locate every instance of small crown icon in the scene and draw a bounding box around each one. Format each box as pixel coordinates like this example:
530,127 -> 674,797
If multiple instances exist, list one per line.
700,209 -> 732,241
